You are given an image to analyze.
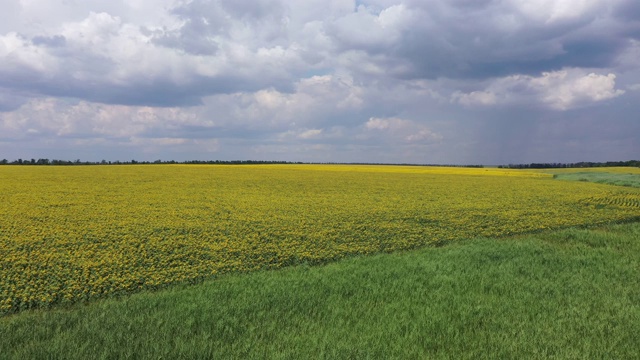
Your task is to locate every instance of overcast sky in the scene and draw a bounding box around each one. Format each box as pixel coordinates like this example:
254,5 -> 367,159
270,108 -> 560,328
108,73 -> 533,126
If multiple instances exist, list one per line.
1,0 -> 639,164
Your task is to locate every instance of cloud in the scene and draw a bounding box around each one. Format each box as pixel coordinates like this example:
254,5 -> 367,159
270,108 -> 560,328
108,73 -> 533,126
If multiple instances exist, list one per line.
538,71 -> 625,109
451,91 -> 498,106
0,88 -> 29,112
31,35 -> 67,47
364,117 -> 443,144
297,128 -> 323,139
0,7 -> 304,107
452,69 -> 625,110
0,73 -> 366,145
196,74 -> 366,133
328,4 -> 411,52
328,0 -> 637,81
0,0 -> 639,164
0,97 -> 200,140
1,0 -> 638,108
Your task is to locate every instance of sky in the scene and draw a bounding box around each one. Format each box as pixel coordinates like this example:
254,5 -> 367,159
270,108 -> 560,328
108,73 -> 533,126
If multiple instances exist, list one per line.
0,0 -> 639,164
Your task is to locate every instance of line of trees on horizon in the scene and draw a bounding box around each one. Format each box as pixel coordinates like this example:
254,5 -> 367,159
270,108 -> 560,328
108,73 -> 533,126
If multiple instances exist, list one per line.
498,160 -> 640,169
0,158 -> 638,168
0,158 -> 483,167
0,158 -> 302,166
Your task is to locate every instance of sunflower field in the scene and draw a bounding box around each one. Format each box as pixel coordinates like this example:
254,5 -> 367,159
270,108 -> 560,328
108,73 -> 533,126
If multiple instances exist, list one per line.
1,164 -> 639,314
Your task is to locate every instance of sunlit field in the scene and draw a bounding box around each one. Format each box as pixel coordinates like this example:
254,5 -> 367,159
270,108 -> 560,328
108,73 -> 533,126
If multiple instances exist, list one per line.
1,164 -> 640,314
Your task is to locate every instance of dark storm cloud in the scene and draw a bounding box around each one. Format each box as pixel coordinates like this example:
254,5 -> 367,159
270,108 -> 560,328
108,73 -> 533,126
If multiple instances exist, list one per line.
328,0 -> 640,80
30,73 -> 292,107
2,68 -> 293,108
614,0 -> 640,21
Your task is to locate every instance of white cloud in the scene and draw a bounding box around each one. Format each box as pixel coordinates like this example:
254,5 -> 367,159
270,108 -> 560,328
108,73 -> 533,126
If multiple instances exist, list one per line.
510,0 -> 606,23
452,69 -> 625,110
365,117 -> 442,143
451,91 -> 497,106
0,98 -> 199,139
537,71 -> 624,109
328,4 -> 410,50
365,117 -> 392,130
199,74 -> 365,131
297,128 -> 323,139
0,5 -> 312,106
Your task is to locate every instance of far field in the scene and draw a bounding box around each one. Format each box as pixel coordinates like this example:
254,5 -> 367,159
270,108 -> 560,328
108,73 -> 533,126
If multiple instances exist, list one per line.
1,165 -> 639,315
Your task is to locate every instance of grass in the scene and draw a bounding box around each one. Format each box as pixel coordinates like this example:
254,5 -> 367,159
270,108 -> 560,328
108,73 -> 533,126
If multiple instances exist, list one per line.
553,171 -> 640,188
2,222 -> 640,359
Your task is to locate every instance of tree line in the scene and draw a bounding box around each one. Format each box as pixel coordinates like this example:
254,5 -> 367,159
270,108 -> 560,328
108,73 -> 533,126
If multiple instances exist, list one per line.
498,160 -> 640,169
0,159 -> 486,167
1,158 -> 638,168
0,158 -> 303,165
